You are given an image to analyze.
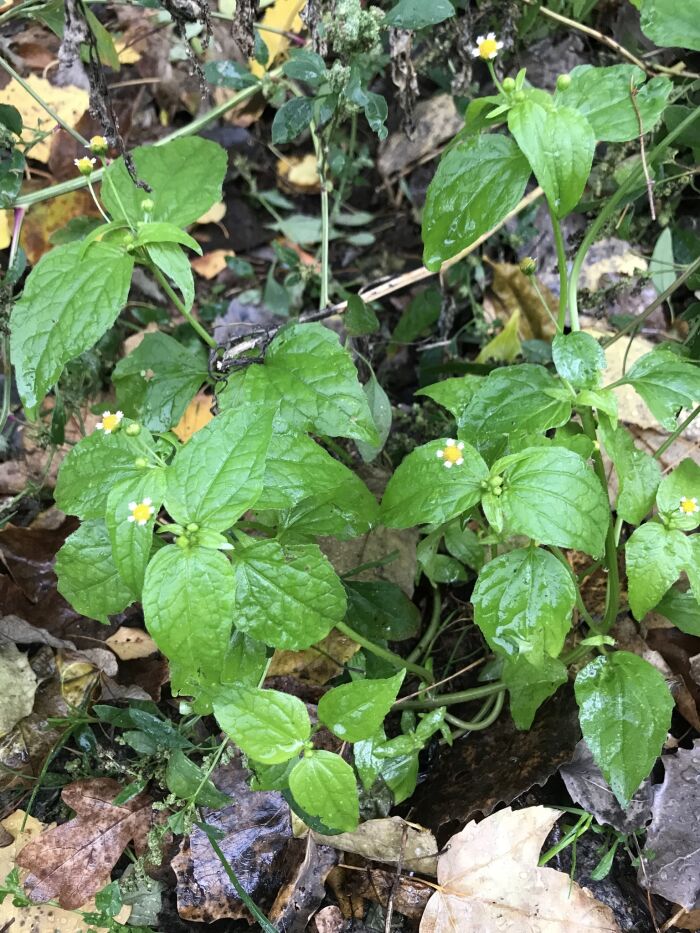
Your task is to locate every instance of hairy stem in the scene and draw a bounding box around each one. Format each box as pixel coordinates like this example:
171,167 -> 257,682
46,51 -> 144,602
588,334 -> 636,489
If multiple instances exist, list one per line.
150,264 -> 216,348
655,405 -> 700,460
548,205 -> 570,330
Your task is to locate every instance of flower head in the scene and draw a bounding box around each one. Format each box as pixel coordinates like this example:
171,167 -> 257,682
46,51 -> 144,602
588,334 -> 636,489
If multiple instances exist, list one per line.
679,496 -> 699,515
74,156 -> 96,176
96,410 -> 124,434
128,498 -> 155,525
436,439 -> 465,469
89,135 -> 108,155
471,32 -> 503,60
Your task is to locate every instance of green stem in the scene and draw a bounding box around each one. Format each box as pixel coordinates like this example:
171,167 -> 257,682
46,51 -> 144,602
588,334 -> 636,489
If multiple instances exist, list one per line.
150,264 -> 216,348
310,121 -> 330,310
204,832 -> 278,933
655,405 -> 700,460
406,589 -> 441,665
531,276 -> 560,332
398,681 -> 504,709
551,547 -> 600,631
335,620 -> 431,681
568,105 -> 700,325
580,410 -> 620,633
487,60 -> 505,96
548,204 -> 570,330
444,690 -> 505,732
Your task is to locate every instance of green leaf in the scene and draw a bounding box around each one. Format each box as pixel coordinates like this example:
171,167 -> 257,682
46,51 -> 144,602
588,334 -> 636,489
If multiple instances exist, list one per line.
650,228 -> 675,294
422,135 -> 531,271
0,149 -> 24,209
55,430 -> 153,520
416,376 -> 482,420
657,458 -> 700,531
146,242 -> 195,311
282,50 -> 327,86
105,470 -> 165,596
55,520 -> 133,623
639,0 -> 700,51
552,332 -> 606,389
344,581 -> 420,642
655,587 -> 700,636
10,242 -> 134,416
502,655 -> 568,730
621,349 -> 700,430
165,407 -> 273,531
143,545 -> 235,678
272,97 -> 314,145
101,137 -> 227,228
213,686 -> 311,764
575,651 -> 674,805
508,101 -> 594,217
280,476 -> 379,539
134,221 -> 202,253
460,364 -> 571,439
598,418 -> 660,525
232,539 -> 346,649
356,375 -> 392,463
204,59 -> 259,89
389,286 -> 441,349
219,323 -> 378,443
353,729 -> 419,804
576,387 -> 618,423
444,520 -> 485,571
497,447 -> 610,557
85,8 -> 120,70
318,671 -> 405,742
165,749 -> 232,807
113,332 -> 208,432
626,522 -> 693,619
0,104 -> 22,136
345,295 -> 379,337
289,751 -> 359,832
554,64 -> 672,142
384,0 -> 455,29
381,439 -> 488,528
472,547 -> 576,664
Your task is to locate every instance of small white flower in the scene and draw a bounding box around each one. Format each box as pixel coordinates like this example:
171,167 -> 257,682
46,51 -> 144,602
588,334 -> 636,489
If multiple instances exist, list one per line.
128,497 -> 155,526
471,32 -> 504,60
679,496 -> 699,515
96,410 -> 124,434
436,439 -> 465,469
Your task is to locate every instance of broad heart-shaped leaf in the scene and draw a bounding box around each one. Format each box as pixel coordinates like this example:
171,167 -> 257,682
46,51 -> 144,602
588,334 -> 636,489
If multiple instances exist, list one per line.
55,429 -> 154,520
384,0 -> 455,29
472,547 -> 575,665
213,686 -> 311,764
458,364 -> 571,440
421,135 -> 531,271
101,137 -> 227,227
502,655 -> 568,731
416,375 -> 483,421
271,97 -> 314,145
113,332 -> 208,432
142,544 -> 235,679
508,100 -> 595,218
655,587 -> 700,636
554,64 -> 672,142
575,652 -> 674,806
289,751 -> 359,833
640,0 -> 700,51
280,474 -> 379,539
597,417 -> 660,526
656,458 -> 700,531
380,439 -> 488,529
318,671 -> 405,742
10,242 -> 134,416
625,522 -> 694,620
552,332 -> 606,389
165,406 -> 273,531
105,469 -> 165,596
55,520 -> 133,624
146,242 -> 194,311
218,323 -> 378,444
345,580 -> 421,642
231,539 -> 347,649
621,349 -> 700,430
497,447 -> 609,557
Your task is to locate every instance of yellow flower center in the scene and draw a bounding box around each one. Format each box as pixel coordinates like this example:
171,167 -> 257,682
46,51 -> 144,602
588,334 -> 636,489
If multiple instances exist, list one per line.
101,413 -> 121,432
443,444 -> 463,464
132,502 -> 152,523
679,497 -> 698,514
478,37 -> 499,59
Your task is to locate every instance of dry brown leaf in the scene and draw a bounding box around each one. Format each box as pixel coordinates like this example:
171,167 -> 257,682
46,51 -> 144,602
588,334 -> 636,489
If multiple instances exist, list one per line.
313,816 -> 438,875
268,628 -> 360,684
191,248 -> 236,278
17,778 -> 152,910
250,0 -> 307,77
20,187 -> 99,264
0,643 -> 39,737
3,76 -> 89,163
277,153 -> 321,193
420,806 -> 619,932
172,391 -> 214,441
105,626 -> 159,660
196,200 -> 227,224
377,94 -> 463,178
483,259 -> 558,341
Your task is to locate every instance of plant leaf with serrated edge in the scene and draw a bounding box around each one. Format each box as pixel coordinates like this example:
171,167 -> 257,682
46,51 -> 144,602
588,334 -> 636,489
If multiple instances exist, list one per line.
214,685 -> 311,764
625,522 -> 693,619
105,469 -> 165,596
597,417 -> 660,525
552,332 -> 606,389
318,671 -> 405,742
289,751 -> 359,833
502,655 -> 568,731
621,349 -> 700,431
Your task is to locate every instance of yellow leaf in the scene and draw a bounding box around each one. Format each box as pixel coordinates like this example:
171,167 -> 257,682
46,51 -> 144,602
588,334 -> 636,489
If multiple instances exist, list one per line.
250,0 -> 307,76
277,153 -> 320,192
483,259 -> 558,341
0,210 -> 11,250
106,627 -> 159,660
196,200 -> 227,225
115,39 -> 142,64
269,629 -> 361,685
3,76 -> 89,164
476,306 -> 522,364
191,248 -> 235,279
172,391 -> 214,442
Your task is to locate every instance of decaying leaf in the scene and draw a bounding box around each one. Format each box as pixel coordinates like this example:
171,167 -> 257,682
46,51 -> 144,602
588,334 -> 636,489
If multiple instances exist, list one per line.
342,864 -> 432,919
313,816 -> 438,876
0,643 -> 38,736
191,248 -> 236,278
3,75 -> 89,163
250,0 -> 307,77
482,259 -> 558,341
641,740 -> 700,910
377,93 -> 463,177
172,391 -> 214,441
277,153 -> 321,193
20,187 -> 99,264
420,807 -> 619,931
268,835 -> 338,932
105,625 -> 159,660
268,628 -> 360,685
16,778 -> 152,909
196,200 -> 227,225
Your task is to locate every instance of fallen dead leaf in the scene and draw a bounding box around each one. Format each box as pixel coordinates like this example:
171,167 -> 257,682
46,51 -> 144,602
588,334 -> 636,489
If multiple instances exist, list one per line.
115,38 -> 142,63
0,643 -> 38,736
377,93 -> 463,178
268,628 -> 360,685
339,864 -> 431,919
196,200 -> 227,225
56,647 -> 117,707
268,835 -> 337,932
20,187 -> 99,264
191,248 -> 236,278
277,153 -> 321,193
250,0 -> 307,77
17,778 -> 152,909
105,626 -> 159,660
313,816 -> 438,876
420,806 -> 619,931
4,75 -> 89,163
483,259 -> 558,341
172,391 -> 214,441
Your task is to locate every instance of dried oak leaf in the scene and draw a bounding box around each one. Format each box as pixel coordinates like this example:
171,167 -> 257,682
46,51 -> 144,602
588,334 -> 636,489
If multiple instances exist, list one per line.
16,777 -> 152,910
420,807 -> 620,932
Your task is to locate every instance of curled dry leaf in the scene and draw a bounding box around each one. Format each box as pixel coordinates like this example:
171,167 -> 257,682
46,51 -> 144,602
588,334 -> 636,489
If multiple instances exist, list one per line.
420,807 -> 620,932
191,249 -> 236,279
3,75 -> 89,163
16,778 -> 152,910
105,625 -> 159,660
313,816 -> 438,876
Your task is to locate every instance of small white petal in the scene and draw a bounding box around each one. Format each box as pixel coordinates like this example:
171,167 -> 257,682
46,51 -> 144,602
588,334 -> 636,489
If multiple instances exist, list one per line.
456,457 -> 464,465
138,518 -> 148,526
96,422 -> 104,430
487,50 -> 497,59
102,411 -> 110,417
103,428 -> 113,434
486,32 -> 496,40
115,411 -> 124,419
471,47 -> 480,57
476,35 -> 485,43
127,515 -> 135,522
128,501 -> 137,510
437,450 -> 445,458
497,41 -> 504,48
444,461 -> 453,469
446,438 -> 455,445
457,442 -> 465,450
143,497 -> 152,506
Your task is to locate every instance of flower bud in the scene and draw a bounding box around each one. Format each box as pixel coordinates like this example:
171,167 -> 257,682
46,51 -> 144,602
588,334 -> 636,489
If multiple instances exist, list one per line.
556,73 -> 572,91
141,197 -> 155,213
74,156 -> 96,177
519,256 -> 537,276
186,522 -> 200,533
125,422 -> 141,436
502,76 -> 515,92
89,135 -> 108,156
134,456 -> 149,469
514,90 -> 526,102
176,535 -> 190,549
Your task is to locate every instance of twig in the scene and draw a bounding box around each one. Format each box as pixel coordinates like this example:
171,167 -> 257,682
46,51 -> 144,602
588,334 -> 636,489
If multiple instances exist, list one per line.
629,78 -> 656,220
393,658 -> 485,705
